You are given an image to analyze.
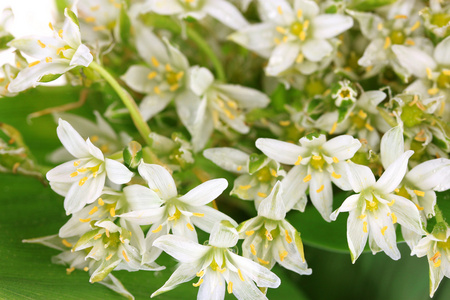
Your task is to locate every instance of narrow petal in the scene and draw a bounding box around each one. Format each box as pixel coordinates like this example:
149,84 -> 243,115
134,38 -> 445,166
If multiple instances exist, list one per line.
309,171 -> 333,222
153,235 -> 210,263
389,195 -> 425,235
367,204 -> 400,260
302,39 -> 333,62
46,160 -> 81,183
121,65 -> 153,94
257,181 -> 286,220
345,162 -> 376,193
57,119 -> 91,158
123,185 -> 163,211
203,147 -> 249,173
64,173 -> 105,215
406,158 -> 450,191
135,26 -> 169,65
189,66 -> 214,96
70,44 -> 93,67
100,274 -> 135,300
178,178 -> 228,206
171,216 -> 198,242
322,135 -> 361,160
434,36 -> 450,66
312,14 -> 353,39
105,159 -> 134,184
281,165 -> 309,211
347,208 -> 369,263
151,0 -> 184,15
330,194 -> 361,221
214,84 -> 270,109
380,125 -> 404,169
118,207 -> 166,225
228,23 -> 276,58
391,45 -> 437,78
138,163 -> 177,199
209,221 -> 239,248
375,151 -> 413,193
226,271 -> 266,300
265,42 -> 301,76
139,94 -> 174,121
255,138 -> 305,165
203,0 -> 248,30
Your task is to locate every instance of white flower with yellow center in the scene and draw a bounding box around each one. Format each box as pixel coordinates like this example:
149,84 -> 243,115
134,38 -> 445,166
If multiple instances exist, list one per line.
184,66 -> 270,152
330,149 -> 425,262
256,134 -> 361,221
150,0 -> 248,30
46,119 -> 134,215
203,147 -> 285,208
119,163 -> 237,263
121,24 -> 192,121
151,221 -> 281,299
237,181 -> 312,275
229,0 -> 353,76
7,7 -> 93,93
412,228 -> 450,297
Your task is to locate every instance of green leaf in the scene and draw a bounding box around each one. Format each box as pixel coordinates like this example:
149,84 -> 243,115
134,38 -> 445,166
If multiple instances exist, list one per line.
0,34 -> 14,50
350,0 -> 398,11
39,73 -> 63,83
65,8 -> 80,28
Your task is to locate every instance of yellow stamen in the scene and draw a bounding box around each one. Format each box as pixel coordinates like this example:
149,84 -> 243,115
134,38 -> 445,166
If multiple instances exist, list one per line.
83,267 -> 89,272
316,185 -> 324,193
312,155 -> 321,160
296,53 -> 304,64
93,26 -> 106,31
285,229 -> 292,243
428,88 -> 440,96
169,84 -> 179,91
332,157 -> 339,163
70,172 -> 78,178
410,21 -> 420,32
28,61 -> 40,68
363,221 -> 368,233
49,22 -> 54,31
443,70 -> 450,76
94,233 -> 103,240
282,36 -> 288,43
434,260 -> 441,268
297,9 -> 302,18
391,212 -> 397,224
227,281 -> 233,293
426,67 -> 433,80
147,71 -> 157,79
176,71 -> 184,80
415,203 -> 424,211
303,20 -> 310,30
405,39 -> 415,46
218,267 -> 226,273
277,6 -> 283,15
79,218 -> 91,223
295,155 -> 302,165
151,56 -> 160,67
257,257 -> 270,265
381,226 -> 388,235
154,86 -> 161,95
45,57 -> 52,63
238,269 -> 245,281
186,223 -> 194,231
394,14 -> 407,19
122,250 -> 130,262
85,17 -> 96,23
165,64 -> 172,72
89,206 -> 98,215
250,244 -> 256,255
37,40 -> 46,48
265,230 -> 273,241
152,225 -> 163,233
196,270 -> 205,277
78,177 -> 88,186
414,190 -> 425,197
299,31 -> 306,41
62,239 -> 72,248
276,26 -> 286,34
331,172 -> 341,179
110,207 -> 116,217
105,254 -> 113,261
66,267 -> 75,274
280,121 -> 291,127
358,214 -> 366,219
105,229 -> 110,237
303,174 -> 311,182
56,47 -> 65,55
387,199 -> 395,206
245,230 -> 255,236
90,5 -> 100,11
58,29 -> 63,38
98,198 -> 104,206
358,110 -> 367,119
257,192 -> 267,198
279,250 -> 288,262
274,37 -> 281,45
377,23 -> 383,31
77,167 -> 87,172
384,36 -> 391,49
237,165 -> 243,171
365,123 -> 374,131
193,213 -> 205,217
240,185 -> 252,190
430,251 -> 441,263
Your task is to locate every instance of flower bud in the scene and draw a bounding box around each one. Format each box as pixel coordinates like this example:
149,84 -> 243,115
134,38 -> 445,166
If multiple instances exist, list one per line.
123,141 -> 142,170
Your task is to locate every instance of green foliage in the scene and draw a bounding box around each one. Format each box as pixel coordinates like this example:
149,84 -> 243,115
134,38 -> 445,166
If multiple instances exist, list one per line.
350,0 -> 398,11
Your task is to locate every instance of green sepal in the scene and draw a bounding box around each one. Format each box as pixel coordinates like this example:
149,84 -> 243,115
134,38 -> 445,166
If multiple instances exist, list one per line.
73,228 -> 101,251
123,141 -> 142,170
248,153 -> 267,174
0,34 -> 13,50
39,73 -> 63,83
65,8 -> 80,28
90,258 -> 121,283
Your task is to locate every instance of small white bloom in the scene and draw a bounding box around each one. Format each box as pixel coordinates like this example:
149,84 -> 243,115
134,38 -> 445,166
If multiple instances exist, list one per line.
151,0 -> 249,30
7,8 -> 93,92
238,181 -> 312,275
150,132 -> 194,171
331,80 -> 358,107
46,119 -> 134,215
152,220 -> 281,299
185,66 -> 270,151
256,134 -> 361,221
119,163 -> 237,263
0,53 -> 27,97
331,150 -> 425,262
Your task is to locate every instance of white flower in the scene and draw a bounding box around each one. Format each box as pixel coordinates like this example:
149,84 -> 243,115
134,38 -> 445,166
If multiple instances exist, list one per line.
331,80 -> 358,107
48,111 -> 132,163
7,8 -> 93,92
0,53 -> 27,97
150,132 -> 194,171
152,220 -> 281,299
412,228 -> 450,297
119,162 -> 237,263
256,134 -> 361,221
229,0 -> 353,76
237,181 -> 312,275
184,66 -> 270,151
121,24 -> 192,121
420,0 -> 450,38
203,147 -> 285,208
150,0 -> 248,30
46,119 -> 134,215
330,150 -> 425,262
23,234 -> 135,299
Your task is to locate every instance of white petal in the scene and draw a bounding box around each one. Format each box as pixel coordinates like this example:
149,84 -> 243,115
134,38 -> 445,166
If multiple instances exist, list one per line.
312,14 -> 353,39
293,0 -> 319,18
258,0 -> 295,24
174,89 -> 202,132
100,274 -> 134,300
64,173 -> 106,215
226,271 -> 265,300
135,26 -> 169,65
70,44 -> 93,67
434,36 -> 450,66
347,208 -> 369,263
208,220 -> 239,248
171,216 -> 198,242
62,8 -> 81,48
153,235 -> 210,263
406,158 -> 450,191
178,178 -> 228,206
228,252 -> 281,288
119,207 -> 166,225
322,135 -> 361,160
272,235 -> 312,275
309,171 -> 333,222
56,119 -> 91,158
190,205 -> 238,233
401,226 -> 422,251
105,159 -> 134,184
255,138 -> 304,165
121,65 -> 153,94
391,45 -> 437,78
228,23 -> 276,57
330,194 -> 361,221
151,0 -> 184,15
138,163 -> 177,199
85,139 -> 104,161
265,42 -> 301,76
375,151 -> 413,193
302,39 -> 333,62
203,0 -> 248,30
380,125 -> 404,169
203,147 -> 249,173
46,160 -> 81,183
389,195 -> 425,234
187,97 -> 214,152
189,66 -> 214,96
198,270 -> 225,300
139,94 -> 173,121
257,181 -> 286,220
123,185 -> 163,211
49,181 -> 72,196
331,162 -> 353,191
281,165 -> 309,211
367,205 -> 400,260
345,162 -> 376,193
214,84 -> 270,109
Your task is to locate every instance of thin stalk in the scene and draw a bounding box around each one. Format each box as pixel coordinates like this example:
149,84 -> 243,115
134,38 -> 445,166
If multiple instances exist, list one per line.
89,61 -> 152,146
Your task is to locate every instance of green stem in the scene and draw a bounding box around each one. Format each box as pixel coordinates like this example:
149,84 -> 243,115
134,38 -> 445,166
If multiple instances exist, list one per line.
89,61 -> 152,146
151,17 -> 227,82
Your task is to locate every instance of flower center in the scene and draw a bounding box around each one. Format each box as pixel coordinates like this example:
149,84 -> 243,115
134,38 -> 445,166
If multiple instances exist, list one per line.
102,231 -> 121,249
395,186 -> 411,200
437,238 -> 450,250
289,20 -> 309,41
255,166 -> 274,182
389,30 -> 406,45
431,13 -> 450,27
400,103 -> 424,127
437,71 -> 450,89
310,155 -> 326,170
365,197 -> 379,212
